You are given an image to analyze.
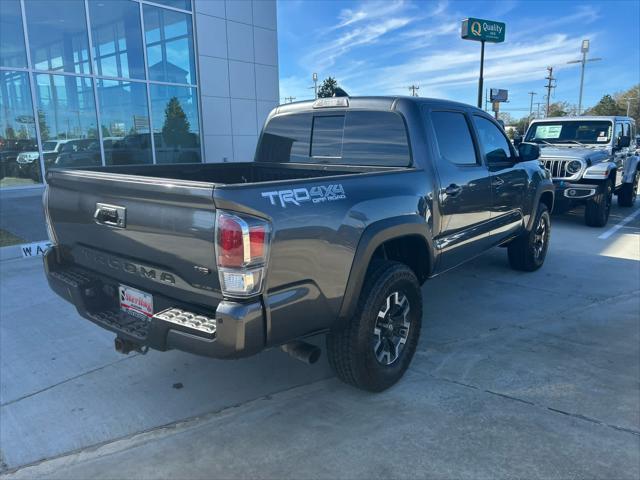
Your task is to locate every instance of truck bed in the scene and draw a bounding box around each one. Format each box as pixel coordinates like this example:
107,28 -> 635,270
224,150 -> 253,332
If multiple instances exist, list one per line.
72,161 -> 390,185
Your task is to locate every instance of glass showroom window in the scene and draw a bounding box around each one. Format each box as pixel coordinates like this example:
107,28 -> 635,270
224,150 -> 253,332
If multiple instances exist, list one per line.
150,84 -> 201,163
0,71 -> 40,188
88,0 -> 146,80
35,74 -> 101,171
25,0 -> 91,75
96,79 -> 152,165
0,0 -> 28,68
143,4 -> 196,85
149,0 -> 192,11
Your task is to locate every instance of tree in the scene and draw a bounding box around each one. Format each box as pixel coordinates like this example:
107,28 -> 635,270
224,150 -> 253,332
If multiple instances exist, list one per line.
546,101 -> 577,118
318,77 -> 338,98
585,94 -> 623,116
37,110 -> 49,141
498,112 -> 514,126
162,97 -> 191,146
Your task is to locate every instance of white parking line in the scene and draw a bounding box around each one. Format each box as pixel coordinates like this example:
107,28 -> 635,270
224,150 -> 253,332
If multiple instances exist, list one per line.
598,208 -> 640,240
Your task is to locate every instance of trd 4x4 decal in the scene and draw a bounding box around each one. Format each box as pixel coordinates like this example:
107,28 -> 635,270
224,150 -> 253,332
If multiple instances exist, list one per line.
261,184 -> 346,207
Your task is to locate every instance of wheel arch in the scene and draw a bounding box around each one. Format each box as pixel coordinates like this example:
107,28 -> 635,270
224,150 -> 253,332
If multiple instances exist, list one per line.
336,216 -> 433,328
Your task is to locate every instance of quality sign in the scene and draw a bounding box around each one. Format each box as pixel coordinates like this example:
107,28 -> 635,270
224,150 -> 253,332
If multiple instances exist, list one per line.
461,18 -> 506,43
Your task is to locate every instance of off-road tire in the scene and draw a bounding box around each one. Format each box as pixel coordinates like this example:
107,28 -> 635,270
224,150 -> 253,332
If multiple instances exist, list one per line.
326,261 -> 422,392
585,178 -> 612,227
617,170 -> 639,207
507,202 -> 550,272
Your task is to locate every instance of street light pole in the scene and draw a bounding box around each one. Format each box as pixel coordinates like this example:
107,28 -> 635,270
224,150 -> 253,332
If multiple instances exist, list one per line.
477,40 -> 485,108
312,73 -> 318,100
567,40 -> 602,115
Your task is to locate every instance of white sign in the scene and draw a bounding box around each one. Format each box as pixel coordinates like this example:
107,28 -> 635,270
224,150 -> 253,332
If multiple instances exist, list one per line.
535,125 -> 562,139
21,241 -> 52,258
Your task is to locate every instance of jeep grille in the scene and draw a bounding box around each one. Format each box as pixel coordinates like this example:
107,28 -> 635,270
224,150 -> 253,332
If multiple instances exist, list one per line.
542,159 -> 574,179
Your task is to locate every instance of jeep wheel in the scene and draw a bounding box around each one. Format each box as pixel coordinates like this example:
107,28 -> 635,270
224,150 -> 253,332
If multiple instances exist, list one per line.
507,202 -> 550,272
585,178 -> 612,227
326,261 -> 422,392
618,170 -> 639,207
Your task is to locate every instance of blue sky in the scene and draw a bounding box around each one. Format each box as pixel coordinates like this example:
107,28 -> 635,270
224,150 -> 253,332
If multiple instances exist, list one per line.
276,0 -> 640,119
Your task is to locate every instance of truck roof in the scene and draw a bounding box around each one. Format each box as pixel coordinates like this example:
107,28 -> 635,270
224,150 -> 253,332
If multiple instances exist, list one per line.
531,115 -> 635,123
274,96 -> 484,115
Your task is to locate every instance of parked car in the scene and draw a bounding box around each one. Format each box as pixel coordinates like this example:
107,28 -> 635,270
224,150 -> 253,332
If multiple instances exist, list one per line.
53,138 -> 103,169
0,139 -> 37,180
43,96 -> 554,391
520,116 -> 639,226
16,139 -> 73,181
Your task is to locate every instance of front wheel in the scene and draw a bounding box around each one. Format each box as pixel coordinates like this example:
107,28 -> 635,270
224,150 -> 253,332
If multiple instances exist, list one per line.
585,179 -> 612,227
618,170 -> 639,207
507,202 -> 550,272
326,261 -> 422,392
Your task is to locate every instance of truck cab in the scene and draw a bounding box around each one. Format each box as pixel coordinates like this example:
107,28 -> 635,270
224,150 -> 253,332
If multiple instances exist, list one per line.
522,116 -> 639,226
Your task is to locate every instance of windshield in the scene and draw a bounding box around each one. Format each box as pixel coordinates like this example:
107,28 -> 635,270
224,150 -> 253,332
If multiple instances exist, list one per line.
525,121 -> 612,145
42,141 -> 58,151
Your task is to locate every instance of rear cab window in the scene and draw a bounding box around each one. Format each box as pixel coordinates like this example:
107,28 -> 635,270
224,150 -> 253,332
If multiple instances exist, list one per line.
256,110 -> 411,167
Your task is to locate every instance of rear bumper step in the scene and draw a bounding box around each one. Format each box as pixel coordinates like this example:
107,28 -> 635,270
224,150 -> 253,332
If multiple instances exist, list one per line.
44,247 -> 265,359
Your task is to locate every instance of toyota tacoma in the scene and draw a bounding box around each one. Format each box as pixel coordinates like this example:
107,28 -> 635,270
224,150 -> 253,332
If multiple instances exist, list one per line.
44,97 -> 554,391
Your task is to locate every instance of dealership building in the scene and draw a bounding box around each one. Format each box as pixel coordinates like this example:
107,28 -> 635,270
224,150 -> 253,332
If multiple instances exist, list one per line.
0,0 -> 279,255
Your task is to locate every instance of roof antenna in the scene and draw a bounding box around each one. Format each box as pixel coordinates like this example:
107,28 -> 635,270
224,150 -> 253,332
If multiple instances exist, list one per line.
333,87 -> 349,98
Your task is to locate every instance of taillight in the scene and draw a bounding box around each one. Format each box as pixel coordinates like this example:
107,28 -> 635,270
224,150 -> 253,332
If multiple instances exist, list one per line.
215,210 -> 271,297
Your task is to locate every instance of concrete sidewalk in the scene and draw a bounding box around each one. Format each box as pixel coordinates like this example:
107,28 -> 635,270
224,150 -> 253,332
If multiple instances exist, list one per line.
1,204 -> 639,479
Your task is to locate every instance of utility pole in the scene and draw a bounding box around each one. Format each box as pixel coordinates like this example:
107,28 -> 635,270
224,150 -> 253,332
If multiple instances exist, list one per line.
408,85 -> 420,97
566,40 -> 602,115
535,102 -> 543,119
284,96 -> 296,103
528,91 -> 537,118
485,88 -> 489,111
544,67 -> 556,117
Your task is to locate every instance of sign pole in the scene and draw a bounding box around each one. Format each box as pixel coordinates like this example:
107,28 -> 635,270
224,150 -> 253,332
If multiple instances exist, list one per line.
477,40 -> 485,108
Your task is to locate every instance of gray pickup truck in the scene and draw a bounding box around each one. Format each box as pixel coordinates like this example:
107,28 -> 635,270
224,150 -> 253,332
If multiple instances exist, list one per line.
44,96 -> 554,391
521,116 -> 639,227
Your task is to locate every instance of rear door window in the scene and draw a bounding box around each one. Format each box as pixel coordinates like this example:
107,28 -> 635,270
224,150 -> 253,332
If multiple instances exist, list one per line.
473,115 -> 514,163
431,111 -> 478,165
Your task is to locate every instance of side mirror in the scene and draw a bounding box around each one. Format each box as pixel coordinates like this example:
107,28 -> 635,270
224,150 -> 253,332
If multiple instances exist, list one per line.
617,135 -> 631,149
513,135 -> 523,147
517,142 -> 540,162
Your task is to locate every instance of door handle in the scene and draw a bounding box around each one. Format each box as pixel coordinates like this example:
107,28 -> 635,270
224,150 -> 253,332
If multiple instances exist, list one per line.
492,177 -> 505,187
444,184 -> 462,196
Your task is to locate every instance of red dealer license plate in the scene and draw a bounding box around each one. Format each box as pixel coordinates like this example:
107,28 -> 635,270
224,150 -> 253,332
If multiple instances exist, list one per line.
119,285 -> 154,321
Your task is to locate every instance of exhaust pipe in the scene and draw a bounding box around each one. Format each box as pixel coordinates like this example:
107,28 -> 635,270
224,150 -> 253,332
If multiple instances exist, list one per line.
281,341 -> 321,365
114,337 -> 146,355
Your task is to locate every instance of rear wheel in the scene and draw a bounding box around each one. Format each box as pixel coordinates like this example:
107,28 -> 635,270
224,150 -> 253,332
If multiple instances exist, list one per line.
618,170 -> 639,207
326,261 -> 422,392
507,202 -> 550,272
585,178 -> 612,227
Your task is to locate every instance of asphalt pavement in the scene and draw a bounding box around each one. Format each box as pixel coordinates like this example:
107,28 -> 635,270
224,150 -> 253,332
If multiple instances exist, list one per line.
1,200 -> 639,479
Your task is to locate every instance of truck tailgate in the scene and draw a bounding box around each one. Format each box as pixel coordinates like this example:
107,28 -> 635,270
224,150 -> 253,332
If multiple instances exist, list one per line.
46,169 -> 222,307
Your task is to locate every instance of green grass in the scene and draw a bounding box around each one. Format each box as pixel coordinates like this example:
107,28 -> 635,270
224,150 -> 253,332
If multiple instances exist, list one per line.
0,229 -> 25,247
